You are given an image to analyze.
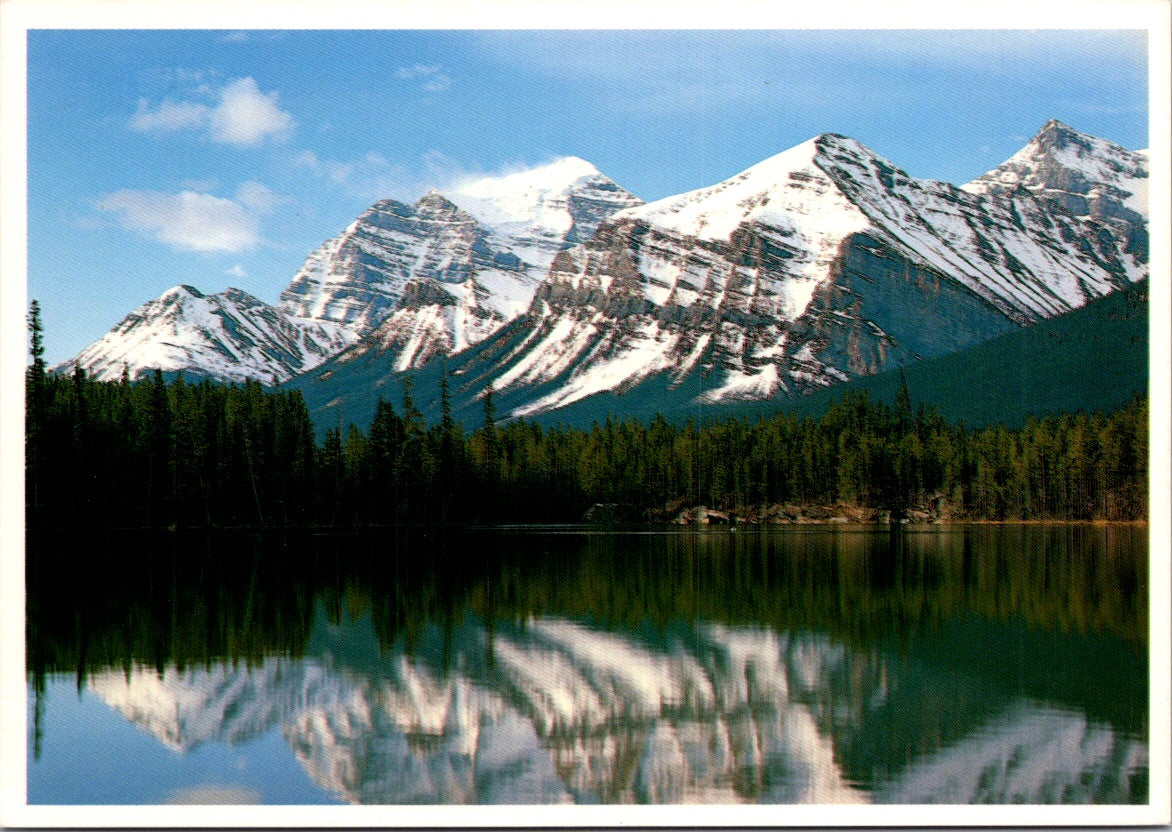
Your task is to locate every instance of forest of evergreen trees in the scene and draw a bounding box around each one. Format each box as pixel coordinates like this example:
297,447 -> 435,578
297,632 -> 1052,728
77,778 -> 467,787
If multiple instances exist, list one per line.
25,302 -> 1148,530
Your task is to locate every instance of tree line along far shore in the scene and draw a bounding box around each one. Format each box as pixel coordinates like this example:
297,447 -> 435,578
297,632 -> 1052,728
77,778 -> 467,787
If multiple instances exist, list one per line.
25,301 -> 1148,530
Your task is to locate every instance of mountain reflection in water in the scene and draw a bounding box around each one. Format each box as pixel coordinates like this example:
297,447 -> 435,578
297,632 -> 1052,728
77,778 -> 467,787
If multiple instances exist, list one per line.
27,525 -> 1149,805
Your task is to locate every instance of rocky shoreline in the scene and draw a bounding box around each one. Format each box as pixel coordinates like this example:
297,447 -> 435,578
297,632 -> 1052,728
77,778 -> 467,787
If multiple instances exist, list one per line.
582,500 -> 944,525
669,503 -> 941,526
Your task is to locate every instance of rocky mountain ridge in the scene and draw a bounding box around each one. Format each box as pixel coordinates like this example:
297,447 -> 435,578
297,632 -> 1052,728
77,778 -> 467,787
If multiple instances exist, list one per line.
294,120 -> 1147,425
963,118 -> 1148,263
53,284 -> 356,384
59,121 -> 1148,423
277,157 -> 642,372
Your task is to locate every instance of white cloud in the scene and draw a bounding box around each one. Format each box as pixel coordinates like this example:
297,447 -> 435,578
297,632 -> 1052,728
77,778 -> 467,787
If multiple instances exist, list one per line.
226,264 -> 248,279
394,63 -> 452,93
129,76 -> 293,147
98,187 -> 267,253
208,77 -> 293,146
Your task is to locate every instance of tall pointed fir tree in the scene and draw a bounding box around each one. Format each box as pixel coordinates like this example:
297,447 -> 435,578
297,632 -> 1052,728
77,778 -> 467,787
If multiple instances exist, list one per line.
26,301 -> 46,521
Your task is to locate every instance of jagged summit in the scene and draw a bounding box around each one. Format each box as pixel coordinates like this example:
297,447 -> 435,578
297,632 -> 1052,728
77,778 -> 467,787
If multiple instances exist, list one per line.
1038,117 -> 1081,137
447,155 -> 635,243
416,188 -> 462,210
962,119 -> 1147,279
161,283 -> 205,300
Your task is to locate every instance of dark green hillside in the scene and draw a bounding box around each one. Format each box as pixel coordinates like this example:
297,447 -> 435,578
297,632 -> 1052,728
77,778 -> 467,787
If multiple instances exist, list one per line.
778,279 -> 1148,428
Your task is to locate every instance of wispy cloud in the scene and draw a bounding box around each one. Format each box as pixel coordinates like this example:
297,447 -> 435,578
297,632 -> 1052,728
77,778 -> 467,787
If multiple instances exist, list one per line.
226,264 -> 248,279
294,148 -> 497,202
466,30 -> 1145,119
130,99 -> 207,132
97,181 -> 278,253
395,63 -> 452,93
233,180 -> 282,212
294,149 -> 404,200
130,77 -> 293,147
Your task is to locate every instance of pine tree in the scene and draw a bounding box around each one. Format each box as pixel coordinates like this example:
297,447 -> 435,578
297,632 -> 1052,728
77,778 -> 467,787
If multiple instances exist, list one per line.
26,301 -> 46,520
479,385 -> 500,521
435,364 -> 459,521
27,300 -> 46,381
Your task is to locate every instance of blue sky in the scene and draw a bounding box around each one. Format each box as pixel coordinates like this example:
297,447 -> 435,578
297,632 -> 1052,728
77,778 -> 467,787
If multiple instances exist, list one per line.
25,28 -> 1149,365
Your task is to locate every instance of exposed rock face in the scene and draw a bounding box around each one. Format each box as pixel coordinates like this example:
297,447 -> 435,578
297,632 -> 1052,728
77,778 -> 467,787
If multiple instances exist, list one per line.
415,126 -> 1148,419
280,158 -> 643,371
277,192 -> 502,336
963,118 -> 1148,272
58,284 -> 357,384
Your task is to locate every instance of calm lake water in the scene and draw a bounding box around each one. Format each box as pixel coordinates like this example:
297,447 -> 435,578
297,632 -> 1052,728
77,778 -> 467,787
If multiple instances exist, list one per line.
26,524 -> 1149,805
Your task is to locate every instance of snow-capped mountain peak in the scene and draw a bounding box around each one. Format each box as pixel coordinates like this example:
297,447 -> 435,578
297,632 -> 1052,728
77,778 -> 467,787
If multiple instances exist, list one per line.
59,284 -> 356,384
278,157 -> 643,372
449,156 -> 637,249
619,134 -> 877,244
455,156 -> 603,204
963,119 -> 1148,216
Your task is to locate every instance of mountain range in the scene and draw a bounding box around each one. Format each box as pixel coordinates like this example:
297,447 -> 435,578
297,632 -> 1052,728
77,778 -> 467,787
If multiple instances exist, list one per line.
58,120 -> 1149,428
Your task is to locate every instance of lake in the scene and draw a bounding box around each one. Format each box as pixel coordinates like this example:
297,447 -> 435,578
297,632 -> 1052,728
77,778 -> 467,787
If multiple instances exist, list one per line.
26,524 -> 1149,805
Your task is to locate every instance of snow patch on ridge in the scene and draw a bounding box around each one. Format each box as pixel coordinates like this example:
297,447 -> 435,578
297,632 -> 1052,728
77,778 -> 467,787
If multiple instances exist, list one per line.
622,137 -> 871,249
509,319 -> 682,418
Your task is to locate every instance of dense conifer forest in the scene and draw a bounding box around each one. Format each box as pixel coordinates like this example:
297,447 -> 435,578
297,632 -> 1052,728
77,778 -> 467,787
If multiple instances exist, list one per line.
25,303 -> 1148,530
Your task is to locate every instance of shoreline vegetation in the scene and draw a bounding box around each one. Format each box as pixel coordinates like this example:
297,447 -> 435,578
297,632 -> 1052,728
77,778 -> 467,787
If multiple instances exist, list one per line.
25,302 -> 1148,532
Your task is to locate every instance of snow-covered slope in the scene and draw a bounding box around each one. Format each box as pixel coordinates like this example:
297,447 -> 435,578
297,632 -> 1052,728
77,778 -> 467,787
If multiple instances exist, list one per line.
279,158 -> 642,371
57,285 -> 357,384
87,610 -> 1146,805
334,122 -> 1145,420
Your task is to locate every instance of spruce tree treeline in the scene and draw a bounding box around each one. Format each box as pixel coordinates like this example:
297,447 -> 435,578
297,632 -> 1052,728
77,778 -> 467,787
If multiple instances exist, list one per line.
26,304 -> 1147,529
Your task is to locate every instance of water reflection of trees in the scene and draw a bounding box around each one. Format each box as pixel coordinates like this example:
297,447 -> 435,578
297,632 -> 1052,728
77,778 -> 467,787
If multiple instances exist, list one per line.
27,525 -> 1146,684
